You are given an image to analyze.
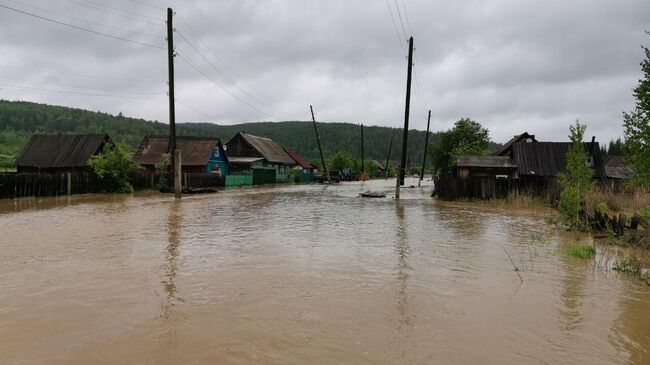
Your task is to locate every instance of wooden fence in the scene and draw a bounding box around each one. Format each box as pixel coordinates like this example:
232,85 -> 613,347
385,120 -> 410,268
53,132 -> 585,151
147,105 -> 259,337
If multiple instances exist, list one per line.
0,171 -> 225,199
433,177 -> 561,201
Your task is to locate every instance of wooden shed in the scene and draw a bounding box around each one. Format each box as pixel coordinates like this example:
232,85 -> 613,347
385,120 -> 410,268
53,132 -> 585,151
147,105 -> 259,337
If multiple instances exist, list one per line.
16,134 -> 112,174
286,151 -> 316,175
133,136 -> 229,175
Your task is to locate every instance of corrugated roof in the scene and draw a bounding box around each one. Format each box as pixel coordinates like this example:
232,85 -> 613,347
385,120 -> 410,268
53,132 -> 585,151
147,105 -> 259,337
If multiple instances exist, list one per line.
228,156 -> 265,164
238,133 -> 295,165
133,136 -> 222,167
16,134 -> 110,169
457,156 -> 517,168
512,141 -> 605,178
286,151 -> 314,169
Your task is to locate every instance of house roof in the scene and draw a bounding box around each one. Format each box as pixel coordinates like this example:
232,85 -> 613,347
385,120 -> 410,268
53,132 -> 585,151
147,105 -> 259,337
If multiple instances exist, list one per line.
16,134 -> 111,169
237,133 -> 295,165
511,141 -> 606,178
604,156 -> 634,179
457,156 -> 517,168
496,132 -> 537,156
285,151 -> 314,169
133,135 -> 223,167
371,160 -> 385,170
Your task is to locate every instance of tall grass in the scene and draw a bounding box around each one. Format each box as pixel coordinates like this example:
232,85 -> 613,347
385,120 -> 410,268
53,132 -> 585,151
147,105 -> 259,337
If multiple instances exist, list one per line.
565,243 -> 596,259
586,186 -> 650,215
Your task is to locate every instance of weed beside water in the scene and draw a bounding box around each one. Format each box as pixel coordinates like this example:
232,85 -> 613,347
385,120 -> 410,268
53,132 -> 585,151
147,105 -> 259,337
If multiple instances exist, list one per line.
566,244 -> 596,259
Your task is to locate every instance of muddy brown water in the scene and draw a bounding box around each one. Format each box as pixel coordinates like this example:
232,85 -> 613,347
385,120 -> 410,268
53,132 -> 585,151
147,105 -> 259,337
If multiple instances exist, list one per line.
1,178 -> 649,364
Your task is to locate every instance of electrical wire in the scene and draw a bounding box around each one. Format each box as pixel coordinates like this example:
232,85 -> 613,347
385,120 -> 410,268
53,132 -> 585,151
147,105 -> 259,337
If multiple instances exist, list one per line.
176,30 -> 288,118
67,0 -> 163,27
393,0 -> 409,40
0,3 -> 166,50
0,83 -> 165,100
79,0 -> 162,21
400,0 -> 413,36
0,64 -> 163,84
176,53 -> 280,121
127,0 -> 165,11
5,0 -> 163,40
0,75 -> 164,94
176,98 -> 219,121
384,0 -> 406,55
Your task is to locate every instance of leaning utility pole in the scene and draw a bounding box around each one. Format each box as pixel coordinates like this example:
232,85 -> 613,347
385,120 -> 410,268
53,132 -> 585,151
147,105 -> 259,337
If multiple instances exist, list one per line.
167,7 -> 180,198
398,36 -> 414,191
310,105 -> 330,183
385,133 -> 394,179
360,124 -> 365,174
418,110 -> 431,187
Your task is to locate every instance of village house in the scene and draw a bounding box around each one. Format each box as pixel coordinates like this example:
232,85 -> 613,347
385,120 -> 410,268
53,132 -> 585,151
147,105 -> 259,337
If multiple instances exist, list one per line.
132,135 -> 229,176
286,151 -> 316,175
604,155 -> 634,189
455,156 -> 518,179
371,160 -> 387,177
226,132 -> 295,184
16,133 -> 112,174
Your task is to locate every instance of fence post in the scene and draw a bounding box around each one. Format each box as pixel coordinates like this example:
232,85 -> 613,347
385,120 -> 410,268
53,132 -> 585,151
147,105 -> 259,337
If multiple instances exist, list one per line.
66,172 -> 72,195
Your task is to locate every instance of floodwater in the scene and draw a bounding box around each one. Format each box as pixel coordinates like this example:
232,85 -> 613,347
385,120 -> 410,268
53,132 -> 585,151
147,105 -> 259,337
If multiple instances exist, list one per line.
1,178 -> 649,365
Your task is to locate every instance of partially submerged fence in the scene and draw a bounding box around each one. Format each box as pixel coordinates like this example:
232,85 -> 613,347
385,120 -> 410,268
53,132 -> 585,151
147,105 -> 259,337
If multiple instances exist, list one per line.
0,171 -> 224,199
433,177 -> 561,201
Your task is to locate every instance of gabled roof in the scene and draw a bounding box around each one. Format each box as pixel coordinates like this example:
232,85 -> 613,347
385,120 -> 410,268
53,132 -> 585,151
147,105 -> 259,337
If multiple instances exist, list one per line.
371,160 -> 386,170
17,134 -> 111,169
234,133 -> 295,165
286,151 -> 314,169
133,135 -> 223,167
457,156 -> 517,168
512,141 -> 605,178
604,155 -> 626,167
496,132 -> 537,156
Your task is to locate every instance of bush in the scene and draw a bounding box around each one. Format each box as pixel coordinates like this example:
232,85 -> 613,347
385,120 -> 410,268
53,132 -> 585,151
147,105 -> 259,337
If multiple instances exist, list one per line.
89,144 -> 140,193
155,159 -> 170,189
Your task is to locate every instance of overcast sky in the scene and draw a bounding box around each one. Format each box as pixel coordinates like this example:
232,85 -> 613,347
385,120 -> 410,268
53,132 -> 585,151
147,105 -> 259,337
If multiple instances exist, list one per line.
0,0 -> 648,143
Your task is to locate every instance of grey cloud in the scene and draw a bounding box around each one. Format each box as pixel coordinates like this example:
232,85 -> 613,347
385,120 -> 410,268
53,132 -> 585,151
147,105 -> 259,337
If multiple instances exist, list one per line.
0,0 -> 647,144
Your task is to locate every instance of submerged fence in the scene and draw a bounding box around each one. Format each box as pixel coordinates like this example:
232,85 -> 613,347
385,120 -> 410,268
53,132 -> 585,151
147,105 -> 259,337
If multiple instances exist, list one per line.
433,177 -> 561,201
0,171 -> 225,199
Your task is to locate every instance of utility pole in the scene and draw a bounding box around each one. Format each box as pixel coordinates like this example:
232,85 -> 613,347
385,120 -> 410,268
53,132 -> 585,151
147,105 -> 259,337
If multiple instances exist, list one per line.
398,36 -> 414,191
385,133 -> 394,179
360,124 -> 366,180
310,105 -> 330,183
418,110 -> 431,187
167,7 -> 180,198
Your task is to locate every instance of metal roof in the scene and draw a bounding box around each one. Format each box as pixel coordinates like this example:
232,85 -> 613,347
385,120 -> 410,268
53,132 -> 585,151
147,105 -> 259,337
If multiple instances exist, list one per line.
236,133 -> 295,165
512,141 -> 606,178
228,156 -> 265,164
285,151 -> 314,169
16,134 -> 111,169
457,156 -> 517,168
133,136 -> 223,167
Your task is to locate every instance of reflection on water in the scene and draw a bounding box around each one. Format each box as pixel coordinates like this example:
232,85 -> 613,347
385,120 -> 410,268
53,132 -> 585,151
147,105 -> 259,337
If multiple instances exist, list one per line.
0,179 -> 649,365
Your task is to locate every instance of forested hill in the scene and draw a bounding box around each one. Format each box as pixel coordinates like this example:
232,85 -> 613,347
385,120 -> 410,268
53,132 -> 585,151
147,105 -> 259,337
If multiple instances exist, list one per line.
0,100 -> 501,168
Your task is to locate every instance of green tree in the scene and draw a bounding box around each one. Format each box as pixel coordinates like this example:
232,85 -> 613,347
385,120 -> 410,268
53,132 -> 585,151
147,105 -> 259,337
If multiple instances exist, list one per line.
623,34 -> 650,188
429,118 -> 490,176
89,144 -> 140,193
328,150 -> 357,171
558,121 -> 594,230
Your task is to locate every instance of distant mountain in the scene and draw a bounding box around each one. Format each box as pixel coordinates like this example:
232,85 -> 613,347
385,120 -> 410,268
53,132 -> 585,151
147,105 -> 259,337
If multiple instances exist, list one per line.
0,100 -> 501,169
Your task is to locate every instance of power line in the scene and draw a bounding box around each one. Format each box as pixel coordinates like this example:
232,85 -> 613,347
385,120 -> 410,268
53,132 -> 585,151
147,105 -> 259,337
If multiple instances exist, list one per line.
0,3 -> 166,50
175,15 -> 282,113
176,53 -> 281,121
127,0 -> 165,11
400,0 -> 413,36
0,75 -> 164,94
0,64 -> 163,84
67,0 -> 163,27
393,0 -> 409,40
78,0 -> 162,21
5,0 -> 163,40
175,29 -> 288,118
384,0 -> 406,55
176,98 -> 219,121
0,83 -> 165,100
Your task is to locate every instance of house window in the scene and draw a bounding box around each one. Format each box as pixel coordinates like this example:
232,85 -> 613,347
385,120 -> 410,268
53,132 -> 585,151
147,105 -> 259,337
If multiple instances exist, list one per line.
586,156 -> 594,167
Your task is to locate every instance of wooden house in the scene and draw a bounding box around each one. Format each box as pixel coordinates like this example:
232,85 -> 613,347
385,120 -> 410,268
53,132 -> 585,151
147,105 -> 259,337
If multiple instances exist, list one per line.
509,141 -> 605,179
456,156 -> 518,178
286,151 -> 316,175
604,156 -> 634,189
16,134 -> 112,174
496,132 -> 537,156
226,133 -> 295,183
371,160 -> 387,177
133,136 -> 229,176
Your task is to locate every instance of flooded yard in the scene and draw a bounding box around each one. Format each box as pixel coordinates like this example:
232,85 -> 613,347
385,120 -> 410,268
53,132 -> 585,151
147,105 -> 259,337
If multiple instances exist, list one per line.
1,178 -> 649,364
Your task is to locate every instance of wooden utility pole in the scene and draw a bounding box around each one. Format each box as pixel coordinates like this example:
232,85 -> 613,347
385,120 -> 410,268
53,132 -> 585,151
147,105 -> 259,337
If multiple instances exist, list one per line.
360,124 -> 366,180
310,105 -> 330,183
385,133 -> 394,179
418,110 -> 431,187
398,36 -> 414,189
167,7 -> 180,198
